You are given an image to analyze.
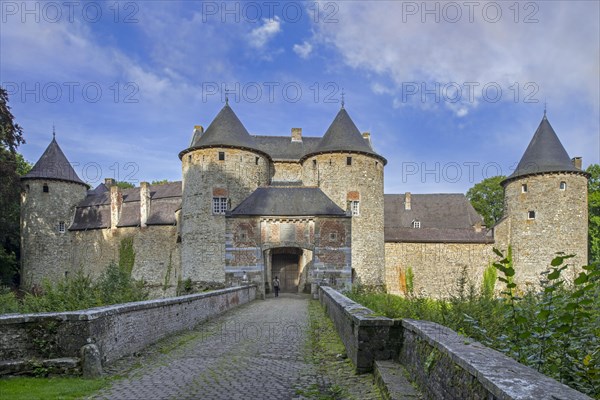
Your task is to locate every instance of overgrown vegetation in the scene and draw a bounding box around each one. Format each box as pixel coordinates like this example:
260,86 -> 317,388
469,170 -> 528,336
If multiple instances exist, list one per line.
348,249 -> 599,398
0,238 -> 147,314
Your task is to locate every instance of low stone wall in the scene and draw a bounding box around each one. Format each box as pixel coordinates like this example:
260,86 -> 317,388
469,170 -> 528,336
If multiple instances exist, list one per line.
0,285 -> 256,375
319,287 -> 591,399
317,286 -> 401,373
400,319 -> 591,400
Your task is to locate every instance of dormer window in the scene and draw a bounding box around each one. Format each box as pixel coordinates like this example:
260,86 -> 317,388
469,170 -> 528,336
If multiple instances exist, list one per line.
521,184 -> 527,193
559,181 -> 567,190
412,220 -> 421,229
43,184 -> 49,193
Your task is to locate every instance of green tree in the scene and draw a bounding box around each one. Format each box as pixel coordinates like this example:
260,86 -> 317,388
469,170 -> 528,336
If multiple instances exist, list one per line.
466,175 -> 506,227
587,164 -> 600,263
115,181 -> 135,189
0,88 -> 26,286
151,179 -> 170,185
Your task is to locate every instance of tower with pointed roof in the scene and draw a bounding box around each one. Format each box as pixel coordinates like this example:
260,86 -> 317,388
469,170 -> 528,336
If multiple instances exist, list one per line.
20,135 -> 88,287
301,107 -> 387,287
179,104 -> 271,283
494,113 -> 589,284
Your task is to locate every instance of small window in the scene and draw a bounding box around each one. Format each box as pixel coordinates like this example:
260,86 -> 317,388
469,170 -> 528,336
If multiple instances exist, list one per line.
188,155 -> 192,162
528,210 -> 536,220
240,232 -> 248,241
312,159 -> 317,168
329,232 -> 338,241
412,220 -> 421,229
560,181 -> 567,190
346,157 -> 352,166
350,201 -> 360,216
58,221 -> 66,233
212,197 -> 228,214
521,184 -> 527,193
43,184 -> 49,193
218,151 -> 225,161
255,157 -> 259,165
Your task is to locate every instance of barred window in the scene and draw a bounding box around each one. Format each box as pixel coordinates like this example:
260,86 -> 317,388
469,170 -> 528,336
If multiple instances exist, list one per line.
350,201 -> 360,216
412,220 -> 421,229
212,197 -> 228,214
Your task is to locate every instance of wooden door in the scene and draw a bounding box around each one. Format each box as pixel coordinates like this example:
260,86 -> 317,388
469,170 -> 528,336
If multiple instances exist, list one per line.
272,253 -> 300,293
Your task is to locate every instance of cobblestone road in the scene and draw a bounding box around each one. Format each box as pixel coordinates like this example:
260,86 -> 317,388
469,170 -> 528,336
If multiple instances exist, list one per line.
91,294 -> 381,400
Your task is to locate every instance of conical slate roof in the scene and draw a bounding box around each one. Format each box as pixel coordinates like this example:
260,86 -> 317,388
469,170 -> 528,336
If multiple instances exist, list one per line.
302,108 -> 386,164
503,115 -> 583,184
22,137 -> 87,186
179,104 -> 267,159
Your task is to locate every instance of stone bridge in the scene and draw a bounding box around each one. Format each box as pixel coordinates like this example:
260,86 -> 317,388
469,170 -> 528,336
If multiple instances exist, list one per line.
0,285 -> 593,399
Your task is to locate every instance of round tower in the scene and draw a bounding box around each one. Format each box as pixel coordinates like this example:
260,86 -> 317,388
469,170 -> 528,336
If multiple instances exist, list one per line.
20,135 -> 88,287
498,113 -> 589,285
179,104 -> 270,283
301,107 -> 387,287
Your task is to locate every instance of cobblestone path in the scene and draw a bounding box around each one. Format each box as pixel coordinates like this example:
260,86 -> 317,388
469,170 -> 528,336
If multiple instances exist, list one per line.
90,294 -> 381,400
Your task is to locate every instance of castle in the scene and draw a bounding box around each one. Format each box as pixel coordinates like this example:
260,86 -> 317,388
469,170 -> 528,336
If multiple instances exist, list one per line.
20,105 -> 589,298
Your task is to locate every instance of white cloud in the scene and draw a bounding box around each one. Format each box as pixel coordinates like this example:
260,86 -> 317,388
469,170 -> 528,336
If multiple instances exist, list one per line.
293,41 -> 313,58
313,1 -> 600,117
248,17 -> 282,49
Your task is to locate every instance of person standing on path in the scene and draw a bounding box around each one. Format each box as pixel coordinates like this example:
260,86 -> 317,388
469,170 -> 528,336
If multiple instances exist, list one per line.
273,276 -> 280,297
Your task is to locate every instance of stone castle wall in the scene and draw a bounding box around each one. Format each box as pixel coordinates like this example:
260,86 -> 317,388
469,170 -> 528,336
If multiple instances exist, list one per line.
302,153 -> 385,287
271,161 -> 302,182
180,148 -> 269,283
495,173 -> 588,286
384,242 -> 495,298
20,180 -> 87,287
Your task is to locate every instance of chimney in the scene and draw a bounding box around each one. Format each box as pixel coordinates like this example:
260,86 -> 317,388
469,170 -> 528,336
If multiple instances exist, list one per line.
140,182 -> 150,228
110,185 -> 122,231
362,132 -> 372,147
194,125 -> 204,135
572,157 -> 582,170
405,192 -> 411,210
105,178 -> 116,187
291,128 -> 302,142
474,221 -> 483,233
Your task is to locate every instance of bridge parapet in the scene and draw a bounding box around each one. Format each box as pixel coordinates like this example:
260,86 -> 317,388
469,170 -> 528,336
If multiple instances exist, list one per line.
318,286 -> 592,400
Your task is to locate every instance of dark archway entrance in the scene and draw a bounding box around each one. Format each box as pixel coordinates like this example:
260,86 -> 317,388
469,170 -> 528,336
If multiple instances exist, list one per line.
271,247 -> 302,293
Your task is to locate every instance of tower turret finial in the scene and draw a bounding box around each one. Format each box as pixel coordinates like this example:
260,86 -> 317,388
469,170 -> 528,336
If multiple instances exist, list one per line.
52,124 -> 55,139
225,86 -> 230,106
341,88 -> 345,109
544,99 -> 547,119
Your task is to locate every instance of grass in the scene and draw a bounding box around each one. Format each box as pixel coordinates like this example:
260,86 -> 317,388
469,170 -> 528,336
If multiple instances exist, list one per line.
0,377 -> 111,400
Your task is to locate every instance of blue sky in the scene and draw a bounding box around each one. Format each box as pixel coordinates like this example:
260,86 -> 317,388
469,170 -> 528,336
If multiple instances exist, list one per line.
1,1 -> 598,194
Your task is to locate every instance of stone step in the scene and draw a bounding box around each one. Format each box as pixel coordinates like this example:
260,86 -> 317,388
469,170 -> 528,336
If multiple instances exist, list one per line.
374,360 -> 422,400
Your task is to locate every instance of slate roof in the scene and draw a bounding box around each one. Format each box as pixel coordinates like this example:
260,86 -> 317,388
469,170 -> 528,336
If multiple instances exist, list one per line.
383,194 -> 492,243
179,105 -> 269,159
69,182 -> 182,230
229,187 -> 347,217
252,136 -> 321,161
503,115 -> 585,184
302,108 -> 387,165
21,137 -> 87,186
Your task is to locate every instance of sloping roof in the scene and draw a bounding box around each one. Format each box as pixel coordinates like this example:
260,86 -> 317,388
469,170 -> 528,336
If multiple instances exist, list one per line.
179,105 -> 267,158
503,115 -> 584,184
383,194 -> 491,243
302,108 -> 387,164
69,182 -> 182,230
21,137 -> 87,186
230,187 -> 347,216
252,136 -> 321,161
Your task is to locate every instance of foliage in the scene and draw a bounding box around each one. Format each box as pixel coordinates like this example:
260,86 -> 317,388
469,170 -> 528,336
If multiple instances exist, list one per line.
405,266 -> 414,296
115,181 -> 135,189
0,87 -> 28,286
118,237 -> 135,275
151,179 -> 171,185
588,164 -> 600,263
0,376 -> 110,400
481,263 -> 497,300
466,175 -> 506,227
348,250 -> 600,398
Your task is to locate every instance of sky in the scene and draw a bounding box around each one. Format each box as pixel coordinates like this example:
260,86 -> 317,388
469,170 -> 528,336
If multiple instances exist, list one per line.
1,0 -> 599,194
